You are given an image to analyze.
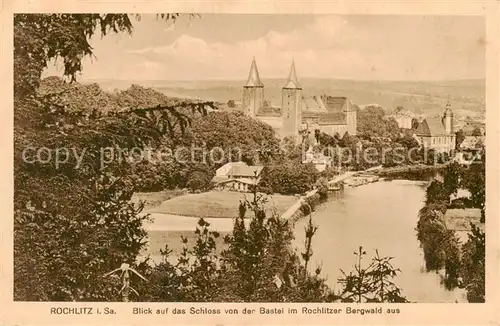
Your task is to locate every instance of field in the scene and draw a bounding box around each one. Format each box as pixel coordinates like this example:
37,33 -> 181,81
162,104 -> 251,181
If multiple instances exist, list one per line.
130,189 -> 188,210
147,191 -> 297,219
91,78 -> 485,118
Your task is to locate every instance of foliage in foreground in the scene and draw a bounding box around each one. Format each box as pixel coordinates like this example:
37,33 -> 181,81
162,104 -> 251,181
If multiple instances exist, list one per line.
14,13 -> 409,303
129,189 -> 408,303
416,161 -> 486,302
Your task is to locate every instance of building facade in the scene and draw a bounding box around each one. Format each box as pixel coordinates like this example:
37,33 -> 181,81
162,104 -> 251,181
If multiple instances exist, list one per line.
414,102 -> 456,153
242,57 -> 265,118
281,60 -> 303,143
211,162 -> 264,193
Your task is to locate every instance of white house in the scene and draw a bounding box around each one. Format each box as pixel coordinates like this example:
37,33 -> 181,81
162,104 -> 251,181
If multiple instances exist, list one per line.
212,162 -> 264,193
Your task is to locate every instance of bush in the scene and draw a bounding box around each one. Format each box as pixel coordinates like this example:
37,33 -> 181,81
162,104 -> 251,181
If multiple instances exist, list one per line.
260,163 -> 319,195
459,224 -> 485,302
315,177 -> 329,200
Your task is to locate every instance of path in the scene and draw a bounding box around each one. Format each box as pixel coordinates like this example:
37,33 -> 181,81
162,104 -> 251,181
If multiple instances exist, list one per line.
281,166 -> 382,221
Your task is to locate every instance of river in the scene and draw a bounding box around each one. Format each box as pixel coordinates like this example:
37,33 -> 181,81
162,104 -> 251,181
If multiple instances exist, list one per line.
144,178 -> 466,303
293,179 -> 466,303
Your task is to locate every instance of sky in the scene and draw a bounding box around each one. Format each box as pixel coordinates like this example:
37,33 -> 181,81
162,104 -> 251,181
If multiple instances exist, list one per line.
43,14 -> 486,81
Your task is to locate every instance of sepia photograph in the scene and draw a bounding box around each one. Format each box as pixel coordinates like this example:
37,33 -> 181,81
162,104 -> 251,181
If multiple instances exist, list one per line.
10,10 -> 490,309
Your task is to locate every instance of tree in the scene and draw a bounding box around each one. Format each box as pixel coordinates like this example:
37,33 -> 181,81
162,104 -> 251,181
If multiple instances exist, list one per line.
314,177 -> 329,200
455,129 -> 465,150
14,13 -> 213,301
416,203 -> 451,271
443,162 -> 461,196
227,100 -> 235,108
14,14 -> 187,100
471,127 -> 482,137
186,170 -> 211,192
316,132 -> 337,148
425,180 -> 450,205
260,163 -> 319,195
460,153 -> 485,222
337,247 -> 407,303
357,106 -> 400,141
189,111 -> 280,166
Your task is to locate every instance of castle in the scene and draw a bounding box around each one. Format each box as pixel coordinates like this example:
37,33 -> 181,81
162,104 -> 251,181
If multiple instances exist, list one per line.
242,58 -> 358,144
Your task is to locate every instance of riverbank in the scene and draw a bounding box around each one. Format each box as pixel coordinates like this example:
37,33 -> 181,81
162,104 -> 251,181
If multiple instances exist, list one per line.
375,163 -> 448,178
147,191 -> 296,218
292,181 -> 466,303
138,178 -> 468,302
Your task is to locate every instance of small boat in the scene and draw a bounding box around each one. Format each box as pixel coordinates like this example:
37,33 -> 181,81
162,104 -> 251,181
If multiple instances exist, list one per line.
328,183 -> 343,192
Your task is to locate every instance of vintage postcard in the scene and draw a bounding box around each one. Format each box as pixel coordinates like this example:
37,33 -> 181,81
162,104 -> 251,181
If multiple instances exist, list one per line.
1,0 -> 499,325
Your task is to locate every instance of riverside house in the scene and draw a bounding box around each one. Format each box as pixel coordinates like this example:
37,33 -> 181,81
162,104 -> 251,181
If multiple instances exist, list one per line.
212,162 -> 264,193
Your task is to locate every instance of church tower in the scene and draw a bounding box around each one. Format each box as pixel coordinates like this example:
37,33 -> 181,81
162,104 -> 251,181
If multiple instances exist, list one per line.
242,57 -> 264,118
345,100 -> 358,136
281,60 -> 302,144
444,101 -> 454,134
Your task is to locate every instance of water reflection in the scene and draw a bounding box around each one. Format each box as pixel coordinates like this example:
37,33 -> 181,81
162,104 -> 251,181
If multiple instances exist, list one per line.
293,180 -> 466,303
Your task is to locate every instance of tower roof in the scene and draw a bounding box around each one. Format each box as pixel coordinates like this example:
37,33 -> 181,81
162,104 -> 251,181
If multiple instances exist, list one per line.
283,60 -> 301,89
444,101 -> 453,116
244,57 -> 264,87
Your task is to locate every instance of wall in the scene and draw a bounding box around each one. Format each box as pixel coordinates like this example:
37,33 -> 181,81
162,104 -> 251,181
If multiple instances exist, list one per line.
281,88 -> 302,143
319,124 -> 347,136
347,110 -> 358,135
242,86 -> 264,117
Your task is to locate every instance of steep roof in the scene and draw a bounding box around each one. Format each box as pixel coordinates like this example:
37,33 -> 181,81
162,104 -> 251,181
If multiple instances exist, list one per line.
283,60 -> 301,89
325,96 -> 348,113
302,96 -> 327,113
256,105 -> 281,117
444,101 -> 453,116
216,178 -> 258,186
302,96 -> 357,125
244,57 -> 264,88
228,165 -> 264,177
415,117 -> 448,136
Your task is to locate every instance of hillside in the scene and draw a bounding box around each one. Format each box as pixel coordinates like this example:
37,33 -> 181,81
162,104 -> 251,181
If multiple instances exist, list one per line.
87,78 -> 485,119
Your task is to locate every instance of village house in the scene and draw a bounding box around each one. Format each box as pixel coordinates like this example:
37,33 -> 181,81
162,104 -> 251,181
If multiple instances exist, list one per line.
387,110 -> 415,130
414,102 -> 456,154
211,162 -> 264,193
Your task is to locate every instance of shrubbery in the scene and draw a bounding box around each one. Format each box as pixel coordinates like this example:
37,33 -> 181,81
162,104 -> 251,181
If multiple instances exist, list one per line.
416,161 -> 486,301
13,13 -> 409,304
259,163 -> 319,195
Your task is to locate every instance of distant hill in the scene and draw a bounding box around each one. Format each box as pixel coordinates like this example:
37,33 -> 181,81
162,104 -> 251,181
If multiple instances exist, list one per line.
84,78 -> 485,119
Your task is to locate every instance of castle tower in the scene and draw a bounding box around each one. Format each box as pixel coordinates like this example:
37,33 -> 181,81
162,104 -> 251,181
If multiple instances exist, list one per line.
444,101 -> 454,134
281,60 -> 302,144
242,57 -> 264,118
345,99 -> 358,136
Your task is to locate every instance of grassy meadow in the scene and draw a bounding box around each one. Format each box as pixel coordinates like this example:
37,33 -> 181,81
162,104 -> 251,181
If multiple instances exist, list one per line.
147,191 -> 297,219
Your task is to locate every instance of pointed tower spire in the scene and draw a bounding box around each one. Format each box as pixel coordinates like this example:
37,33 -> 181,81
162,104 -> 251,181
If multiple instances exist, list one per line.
445,99 -> 453,116
244,57 -> 264,87
283,59 -> 301,89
